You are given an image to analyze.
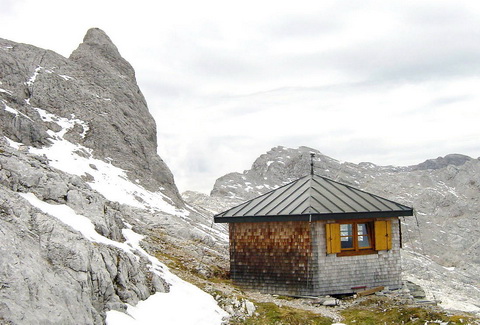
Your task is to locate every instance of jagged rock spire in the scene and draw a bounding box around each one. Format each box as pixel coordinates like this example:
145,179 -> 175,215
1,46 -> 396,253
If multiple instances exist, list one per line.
70,27 -> 136,80
82,28 -> 117,47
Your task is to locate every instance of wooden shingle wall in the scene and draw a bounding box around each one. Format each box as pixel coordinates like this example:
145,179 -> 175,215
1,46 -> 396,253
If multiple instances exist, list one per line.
229,221 -> 314,296
311,218 -> 402,295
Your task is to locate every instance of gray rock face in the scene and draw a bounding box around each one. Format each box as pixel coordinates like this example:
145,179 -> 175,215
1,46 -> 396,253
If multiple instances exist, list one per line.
208,145 -> 480,310
0,28 -> 182,206
182,190 -> 243,216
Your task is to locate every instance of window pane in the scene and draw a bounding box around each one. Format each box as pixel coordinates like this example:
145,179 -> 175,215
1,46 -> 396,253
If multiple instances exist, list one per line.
358,235 -> 370,248
357,223 -> 368,236
340,224 -> 354,249
341,224 -> 352,236
341,237 -> 353,249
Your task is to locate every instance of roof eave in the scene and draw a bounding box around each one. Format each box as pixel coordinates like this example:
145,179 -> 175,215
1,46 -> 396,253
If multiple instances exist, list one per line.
213,209 -> 414,223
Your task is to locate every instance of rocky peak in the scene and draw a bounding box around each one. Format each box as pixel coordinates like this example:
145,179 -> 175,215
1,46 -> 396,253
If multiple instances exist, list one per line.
412,154 -> 473,171
70,28 -> 136,81
81,28 -> 118,49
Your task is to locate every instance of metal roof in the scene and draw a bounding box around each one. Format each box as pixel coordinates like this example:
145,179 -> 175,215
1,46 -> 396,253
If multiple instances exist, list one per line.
214,174 -> 413,223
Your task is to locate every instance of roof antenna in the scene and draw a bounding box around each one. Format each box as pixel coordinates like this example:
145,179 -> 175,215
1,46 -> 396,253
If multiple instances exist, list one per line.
310,152 -> 315,175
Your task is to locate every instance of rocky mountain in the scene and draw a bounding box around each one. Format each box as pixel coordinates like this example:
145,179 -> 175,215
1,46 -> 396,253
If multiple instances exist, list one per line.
197,146 -> 480,314
0,29 -> 229,324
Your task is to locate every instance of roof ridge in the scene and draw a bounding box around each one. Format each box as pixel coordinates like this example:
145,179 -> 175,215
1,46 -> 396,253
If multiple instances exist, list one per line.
307,174 -> 315,215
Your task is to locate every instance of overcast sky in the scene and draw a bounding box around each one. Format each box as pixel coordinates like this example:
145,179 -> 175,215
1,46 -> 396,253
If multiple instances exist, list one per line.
2,0 -> 480,193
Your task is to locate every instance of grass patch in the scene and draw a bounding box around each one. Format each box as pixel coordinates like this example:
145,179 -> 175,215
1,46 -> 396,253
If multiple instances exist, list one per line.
231,302 -> 332,325
341,296 -> 479,325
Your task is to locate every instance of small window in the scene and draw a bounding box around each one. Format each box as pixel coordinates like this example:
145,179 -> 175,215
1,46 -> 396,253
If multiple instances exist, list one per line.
325,220 -> 392,255
339,221 -> 374,255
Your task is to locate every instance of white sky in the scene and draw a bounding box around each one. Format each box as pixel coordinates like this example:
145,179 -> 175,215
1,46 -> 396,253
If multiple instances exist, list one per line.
2,0 -> 480,193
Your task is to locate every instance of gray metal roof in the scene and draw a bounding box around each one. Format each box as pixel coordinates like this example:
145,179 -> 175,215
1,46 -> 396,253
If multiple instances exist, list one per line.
214,174 -> 413,223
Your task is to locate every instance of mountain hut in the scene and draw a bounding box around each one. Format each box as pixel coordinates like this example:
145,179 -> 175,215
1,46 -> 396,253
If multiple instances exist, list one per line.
214,173 -> 413,297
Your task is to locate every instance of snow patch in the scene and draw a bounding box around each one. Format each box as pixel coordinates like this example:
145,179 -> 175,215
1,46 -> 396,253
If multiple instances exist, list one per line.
58,74 -> 73,81
25,66 -> 42,86
0,88 -> 13,95
4,104 -> 18,116
32,107 -> 89,138
4,136 -> 22,150
106,281 -> 227,325
2,101 -> 32,120
95,94 -> 112,101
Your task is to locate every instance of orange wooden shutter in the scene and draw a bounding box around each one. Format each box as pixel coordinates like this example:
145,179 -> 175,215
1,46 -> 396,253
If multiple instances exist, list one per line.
375,220 -> 392,250
326,223 -> 341,254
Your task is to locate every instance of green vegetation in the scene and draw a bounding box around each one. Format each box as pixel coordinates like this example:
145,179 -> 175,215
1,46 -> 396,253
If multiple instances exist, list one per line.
230,296 -> 480,325
340,296 -> 479,325
230,302 -> 332,325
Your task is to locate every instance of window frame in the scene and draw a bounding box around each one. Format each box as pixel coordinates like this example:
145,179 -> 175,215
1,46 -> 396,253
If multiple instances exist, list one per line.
337,219 -> 376,256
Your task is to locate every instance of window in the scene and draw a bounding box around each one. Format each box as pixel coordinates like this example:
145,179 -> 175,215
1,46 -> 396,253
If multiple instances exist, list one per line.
340,222 -> 373,253
325,219 -> 392,256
